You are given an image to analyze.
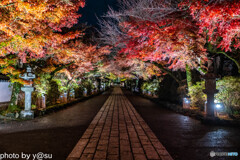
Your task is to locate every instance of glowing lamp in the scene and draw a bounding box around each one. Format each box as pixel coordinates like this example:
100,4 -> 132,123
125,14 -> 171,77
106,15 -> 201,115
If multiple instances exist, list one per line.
215,103 -> 223,109
183,97 -> 191,109
184,98 -> 190,104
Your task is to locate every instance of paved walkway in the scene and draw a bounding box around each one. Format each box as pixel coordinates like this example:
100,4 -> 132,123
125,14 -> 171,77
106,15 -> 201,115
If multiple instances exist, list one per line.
68,88 -> 173,160
0,90 -> 111,160
122,89 -> 240,160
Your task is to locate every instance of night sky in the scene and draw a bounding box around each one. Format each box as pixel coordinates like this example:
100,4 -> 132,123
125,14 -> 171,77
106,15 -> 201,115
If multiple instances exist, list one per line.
78,0 -> 118,27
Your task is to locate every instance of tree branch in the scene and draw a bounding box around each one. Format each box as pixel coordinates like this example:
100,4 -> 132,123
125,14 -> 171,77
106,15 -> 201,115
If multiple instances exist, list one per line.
49,61 -> 75,80
152,62 -> 181,84
0,3 -> 15,8
217,51 -> 240,73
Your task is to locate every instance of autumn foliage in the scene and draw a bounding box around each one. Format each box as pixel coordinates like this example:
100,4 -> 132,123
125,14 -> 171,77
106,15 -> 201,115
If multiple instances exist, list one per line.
0,0 -> 85,60
120,18 -> 208,71
180,0 -> 240,52
99,0 -> 240,79
1,0 -> 240,84
0,0 -> 111,84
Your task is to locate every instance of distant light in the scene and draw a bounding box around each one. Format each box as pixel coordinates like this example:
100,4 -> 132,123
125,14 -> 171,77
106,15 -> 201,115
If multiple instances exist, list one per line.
215,103 -> 222,109
216,104 -> 221,108
184,98 -> 190,104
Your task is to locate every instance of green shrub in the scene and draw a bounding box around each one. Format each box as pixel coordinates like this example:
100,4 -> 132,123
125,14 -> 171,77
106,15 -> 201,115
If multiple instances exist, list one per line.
188,81 -> 206,110
54,79 -> 68,93
81,79 -> 94,95
188,76 -> 240,115
216,76 -> 240,115
34,73 -> 51,97
141,79 -> 160,94
31,104 -> 37,110
75,86 -> 84,98
47,80 -> 60,105
4,105 -> 21,115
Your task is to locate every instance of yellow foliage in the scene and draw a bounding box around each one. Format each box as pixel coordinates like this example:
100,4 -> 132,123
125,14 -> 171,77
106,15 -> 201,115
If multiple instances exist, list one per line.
42,66 -> 56,73
0,59 -> 7,65
1,66 -> 21,76
11,78 -> 31,85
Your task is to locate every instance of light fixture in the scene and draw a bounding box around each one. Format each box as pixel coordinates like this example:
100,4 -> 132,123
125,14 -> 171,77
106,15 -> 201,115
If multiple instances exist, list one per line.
184,97 -> 190,104
215,103 -> 223,109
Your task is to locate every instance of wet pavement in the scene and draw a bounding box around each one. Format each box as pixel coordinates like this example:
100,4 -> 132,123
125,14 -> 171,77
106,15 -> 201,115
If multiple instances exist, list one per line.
68,87 -> 172,160
1,87 -> 240,160
122,89 -> 240,160
0,90 -> 111,160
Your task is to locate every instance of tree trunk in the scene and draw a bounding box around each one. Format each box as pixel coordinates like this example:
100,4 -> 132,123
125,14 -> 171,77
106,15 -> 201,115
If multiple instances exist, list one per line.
138,78 -> 143,93
186,64 -> 193,92
36,96 -> 41,108
217,51 -> 240,73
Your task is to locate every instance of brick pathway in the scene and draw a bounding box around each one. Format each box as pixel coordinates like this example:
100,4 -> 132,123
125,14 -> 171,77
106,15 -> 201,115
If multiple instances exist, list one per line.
67,88 -> 173,160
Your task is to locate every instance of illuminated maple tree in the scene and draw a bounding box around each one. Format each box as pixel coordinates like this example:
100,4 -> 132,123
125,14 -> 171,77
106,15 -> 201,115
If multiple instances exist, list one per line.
180,0 -> 240,52
119,18 -> 208,72
0,0 -> 86,83
101,55 -> 163,80
179,0 -> 240,72
99,0 -> 209,86
0,0 -> 85,59
0,0 -> 91,107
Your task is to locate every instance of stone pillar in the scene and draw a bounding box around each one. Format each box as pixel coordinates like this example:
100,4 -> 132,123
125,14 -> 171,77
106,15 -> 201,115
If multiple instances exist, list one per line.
20,87 -> 34,118
103,83 -> 106,91
63,92 -> 67,103
70,90 -> 75,101
203,72 -> 219,118
19,66 -> 36,119
83,88 -> 87,97
42,94 -> 46,108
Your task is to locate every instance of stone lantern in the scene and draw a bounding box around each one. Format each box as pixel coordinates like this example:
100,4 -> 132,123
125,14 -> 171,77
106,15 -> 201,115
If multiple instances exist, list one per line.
202,69 -> 219,118
83,88 -> 87,96
70,89 -> 75,101
19,66 -> 36,119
